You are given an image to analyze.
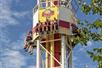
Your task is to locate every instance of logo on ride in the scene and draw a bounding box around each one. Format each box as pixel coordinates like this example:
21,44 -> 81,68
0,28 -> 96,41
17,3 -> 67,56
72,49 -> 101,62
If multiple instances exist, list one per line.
42,9 -> 54,18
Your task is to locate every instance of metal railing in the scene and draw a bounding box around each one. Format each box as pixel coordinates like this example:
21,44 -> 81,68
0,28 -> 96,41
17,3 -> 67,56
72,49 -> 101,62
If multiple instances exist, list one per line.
33,5 -> 38,14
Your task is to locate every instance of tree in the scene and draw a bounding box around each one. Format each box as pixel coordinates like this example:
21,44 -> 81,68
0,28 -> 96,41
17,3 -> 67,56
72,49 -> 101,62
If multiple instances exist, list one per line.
87,48 -> 102,68
79,0 -> 102,15
71,0 -> 102,68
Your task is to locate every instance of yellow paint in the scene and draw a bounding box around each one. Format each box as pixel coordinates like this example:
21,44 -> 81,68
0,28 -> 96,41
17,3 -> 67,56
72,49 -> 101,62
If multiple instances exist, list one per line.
50,34 -> 54,67
46,45 -> 49,68
45,42 -> 48,68
39,6 -> 58,22
32,33 -> 39,40
46,35 -> 49,68
45,34 -> 54,68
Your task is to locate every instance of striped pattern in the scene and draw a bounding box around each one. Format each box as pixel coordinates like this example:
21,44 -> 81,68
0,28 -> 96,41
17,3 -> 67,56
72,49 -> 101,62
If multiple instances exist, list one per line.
44,33 -> 61,68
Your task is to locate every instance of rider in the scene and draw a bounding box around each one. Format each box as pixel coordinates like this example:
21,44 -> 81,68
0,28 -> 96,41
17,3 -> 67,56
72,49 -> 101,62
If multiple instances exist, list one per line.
24,31 -> 32,51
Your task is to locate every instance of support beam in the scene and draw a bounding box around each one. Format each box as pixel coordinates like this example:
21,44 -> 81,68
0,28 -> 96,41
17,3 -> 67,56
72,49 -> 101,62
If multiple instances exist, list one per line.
40,44 -> 62,66
68,50 -> 72,68
46,43 -> 50,68
50,35 -> 54,67
66,50 -> 72,63
46,36 -> 50,68
68,36 -> 73,68
61,35 -> 66,68
40,39 -> 61,43
36,39 -> 41,68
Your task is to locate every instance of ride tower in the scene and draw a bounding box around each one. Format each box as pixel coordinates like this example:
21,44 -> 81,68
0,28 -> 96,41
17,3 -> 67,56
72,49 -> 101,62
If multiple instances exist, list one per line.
24,0 -> 78,68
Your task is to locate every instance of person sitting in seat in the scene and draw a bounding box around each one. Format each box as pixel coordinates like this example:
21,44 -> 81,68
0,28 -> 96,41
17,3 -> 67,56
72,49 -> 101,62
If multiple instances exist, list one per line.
24,31 -> 33,51
28,41 -> 34,55
28,40 -> 36,55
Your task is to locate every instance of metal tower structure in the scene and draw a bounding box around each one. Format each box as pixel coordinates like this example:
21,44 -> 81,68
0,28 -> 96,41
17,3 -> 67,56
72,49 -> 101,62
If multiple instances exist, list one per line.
24,0 -> 78,68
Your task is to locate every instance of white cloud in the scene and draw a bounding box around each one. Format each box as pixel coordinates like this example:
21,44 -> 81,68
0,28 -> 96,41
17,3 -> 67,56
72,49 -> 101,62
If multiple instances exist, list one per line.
0,0 -> 30,28
0,49 -> 26,68
0,32 -> 27,68
13,11 -> 30,18
77,41 -> 93,53
0,31 -> 10,44
0,0 -> 29,44
0,1 -> 31,68
9,33 -> 26,50
0,0 -> 19,27
0,31 -> 27,67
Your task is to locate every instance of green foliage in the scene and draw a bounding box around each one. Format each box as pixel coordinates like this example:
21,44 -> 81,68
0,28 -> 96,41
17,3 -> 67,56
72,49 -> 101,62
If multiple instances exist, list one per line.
81,4 -> 91,15
87,48 -> 102,68
72,19 -> 102,46
72,19 -> 102,67
78,0 -> 102,15
72,0 -> 102,67
91,19 -> 102,29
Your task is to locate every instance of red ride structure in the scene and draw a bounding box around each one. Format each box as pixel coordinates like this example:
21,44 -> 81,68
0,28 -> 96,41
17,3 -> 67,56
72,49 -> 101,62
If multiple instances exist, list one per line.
24,0 -> 78,68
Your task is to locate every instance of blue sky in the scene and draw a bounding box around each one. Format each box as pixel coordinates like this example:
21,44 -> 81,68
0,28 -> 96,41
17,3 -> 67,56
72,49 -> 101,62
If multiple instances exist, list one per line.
0,0 -> 102,68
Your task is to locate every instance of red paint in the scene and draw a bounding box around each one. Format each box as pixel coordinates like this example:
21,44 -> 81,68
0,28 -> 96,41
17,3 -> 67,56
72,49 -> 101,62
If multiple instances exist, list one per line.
59,20 -> 70,28
54,33 -> 61,67
54,1 -> 59,6
41,39 -> 46,47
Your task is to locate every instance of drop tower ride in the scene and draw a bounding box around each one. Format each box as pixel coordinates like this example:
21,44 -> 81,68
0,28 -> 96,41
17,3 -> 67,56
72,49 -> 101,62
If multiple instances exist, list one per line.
24,0 -> 77,68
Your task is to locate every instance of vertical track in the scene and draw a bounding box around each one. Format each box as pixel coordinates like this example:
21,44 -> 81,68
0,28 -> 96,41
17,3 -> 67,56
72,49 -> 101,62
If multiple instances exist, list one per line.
61,35 -> 66,68
36,39 -> 41,68
54,33 -> 61,67
68,51 -> 72,68
50,34 -> 54,67
46,35 -> 50,68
